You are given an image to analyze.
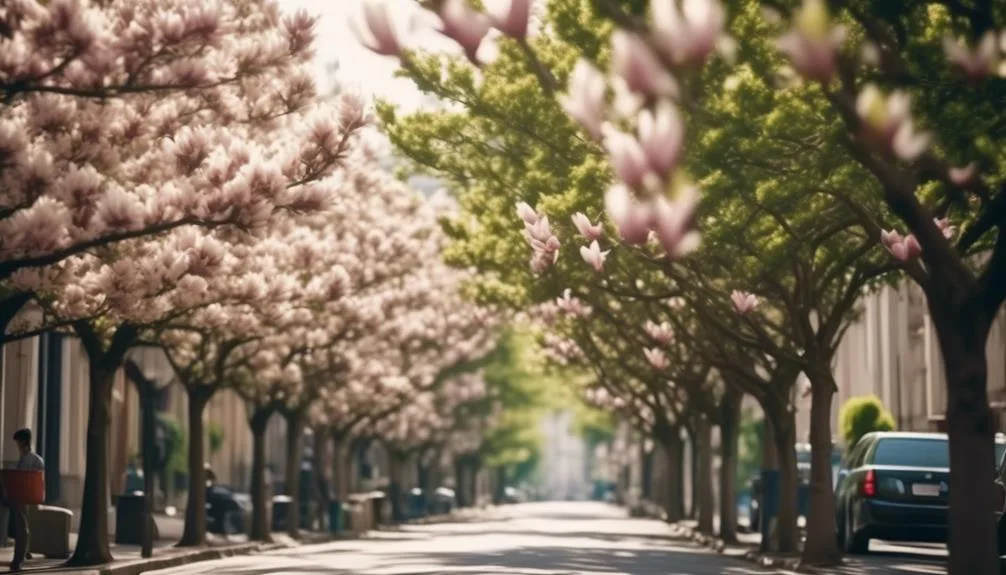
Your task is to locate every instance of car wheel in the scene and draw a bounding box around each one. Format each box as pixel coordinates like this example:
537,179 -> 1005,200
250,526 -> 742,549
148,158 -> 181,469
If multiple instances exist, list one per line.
842,505 -> 868,554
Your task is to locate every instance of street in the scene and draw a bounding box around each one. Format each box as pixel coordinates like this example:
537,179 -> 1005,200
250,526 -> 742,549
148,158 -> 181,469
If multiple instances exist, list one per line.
146,502 -> 949,575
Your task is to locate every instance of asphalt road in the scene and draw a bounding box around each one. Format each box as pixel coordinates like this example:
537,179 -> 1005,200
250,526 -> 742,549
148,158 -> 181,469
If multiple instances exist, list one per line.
147,501 -> 949,575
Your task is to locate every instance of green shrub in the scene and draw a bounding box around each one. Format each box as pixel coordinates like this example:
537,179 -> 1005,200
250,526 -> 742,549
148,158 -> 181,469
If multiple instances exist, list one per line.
207,421 -> 225,455
839,395 -> 896,448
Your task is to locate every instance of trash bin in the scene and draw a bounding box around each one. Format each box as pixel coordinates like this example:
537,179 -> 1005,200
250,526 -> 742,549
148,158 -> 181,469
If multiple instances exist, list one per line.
115,493 -> 145,545
409,488 -> 425,519
272,495 -> 292,531
369,491 -> 386,526
328,501 -> 343,534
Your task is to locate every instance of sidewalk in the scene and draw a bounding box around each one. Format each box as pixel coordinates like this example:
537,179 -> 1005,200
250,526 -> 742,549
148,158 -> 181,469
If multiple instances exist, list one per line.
0,506 -> 500,575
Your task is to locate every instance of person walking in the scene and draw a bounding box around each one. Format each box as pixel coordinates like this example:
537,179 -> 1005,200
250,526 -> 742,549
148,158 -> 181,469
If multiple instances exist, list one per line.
6,428 -> 44,572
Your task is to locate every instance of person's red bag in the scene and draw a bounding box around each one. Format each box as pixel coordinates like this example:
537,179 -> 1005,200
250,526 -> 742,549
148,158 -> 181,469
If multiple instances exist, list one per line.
0,470 -> 45,505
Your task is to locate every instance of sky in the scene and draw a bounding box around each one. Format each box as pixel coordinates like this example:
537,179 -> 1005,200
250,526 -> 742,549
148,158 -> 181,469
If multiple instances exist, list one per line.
275,0 -> 452,113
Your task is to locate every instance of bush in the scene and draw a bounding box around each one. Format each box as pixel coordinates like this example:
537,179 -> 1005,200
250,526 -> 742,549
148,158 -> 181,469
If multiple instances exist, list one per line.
839,395 -> 896,448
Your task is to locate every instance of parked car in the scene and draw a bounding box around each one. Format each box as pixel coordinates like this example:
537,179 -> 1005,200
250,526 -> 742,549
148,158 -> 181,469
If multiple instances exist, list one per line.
838,432 -> 1006,554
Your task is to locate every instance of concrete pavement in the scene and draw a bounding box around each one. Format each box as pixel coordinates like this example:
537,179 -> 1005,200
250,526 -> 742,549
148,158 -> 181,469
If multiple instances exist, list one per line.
143,501 -> 949,575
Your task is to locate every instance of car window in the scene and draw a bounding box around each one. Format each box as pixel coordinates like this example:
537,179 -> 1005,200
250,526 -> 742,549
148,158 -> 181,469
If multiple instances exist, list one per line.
997,442 -> 1006,469
871,438 -> 948,467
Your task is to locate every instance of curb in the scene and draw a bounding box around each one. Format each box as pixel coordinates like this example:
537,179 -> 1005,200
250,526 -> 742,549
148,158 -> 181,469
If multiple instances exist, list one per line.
46,541 -> 286,575
670,522 -> 805,572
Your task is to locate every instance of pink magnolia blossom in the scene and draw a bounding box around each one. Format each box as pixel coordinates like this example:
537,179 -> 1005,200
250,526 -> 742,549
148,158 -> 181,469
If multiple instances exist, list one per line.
556,289 -> 591,317
949,163 -> 978,186
943,32 -> 1001,80
776,0 -> 846,83
352,0 -> 406,58
731,290 -> 758,314
637,101 -> 685,176
602,125 -> 652,190
644,320 -> 675,344
855,85 -> 931,161
521,211 -> 560,272
517,201 -> 539,225
571,212 -> 603,240
579,240 -> 609,272
652,186 -> 702,259
437,0 -> 491,64
559,60 -> 607,140
611,31 -> 679,99
644,347 -> 670,370
485,0 -> 531,41
934,217 -> 956,239
605,185 -> 652,245
880,229 -> 922,262
650,0 -> 726,67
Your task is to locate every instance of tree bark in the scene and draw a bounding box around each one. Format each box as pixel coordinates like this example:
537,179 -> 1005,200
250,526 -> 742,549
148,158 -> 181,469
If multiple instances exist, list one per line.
696,416 -> 715,534
801,371 -> 841,566
492,466 -> 507,502
249,406 -> 274,542
282,409 -> 305,538
388,452 -> 406,522
933,306 -> 997,575
689,426 -> 699,520
417,454 -> 431,515
454,459 -> 468,508
657,426 -> 684,522
332,431 -> 350,503
467,457 -> 481,507
178,388 -> 213,547
68,363 -> 117,565
313,428 -> 331,531
773,414 -> 800,554
718,389 -> 742,544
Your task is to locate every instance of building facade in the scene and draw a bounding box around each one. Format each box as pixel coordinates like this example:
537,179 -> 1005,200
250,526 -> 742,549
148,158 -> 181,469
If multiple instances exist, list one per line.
794,281 -> 1006,445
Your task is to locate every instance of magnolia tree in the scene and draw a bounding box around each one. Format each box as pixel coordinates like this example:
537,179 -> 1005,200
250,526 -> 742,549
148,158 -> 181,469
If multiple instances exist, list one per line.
356,0 -> 1006,569
11,14 -> 365,569
0,0 -> 331,336
154,213 -> 360,545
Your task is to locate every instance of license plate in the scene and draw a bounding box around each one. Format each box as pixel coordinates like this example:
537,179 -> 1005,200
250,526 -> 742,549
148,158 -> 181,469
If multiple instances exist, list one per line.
912,483 -> 941,497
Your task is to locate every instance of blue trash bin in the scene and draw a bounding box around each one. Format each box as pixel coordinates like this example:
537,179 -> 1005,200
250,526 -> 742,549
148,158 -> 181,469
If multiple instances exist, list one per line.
328,501 -> 343,534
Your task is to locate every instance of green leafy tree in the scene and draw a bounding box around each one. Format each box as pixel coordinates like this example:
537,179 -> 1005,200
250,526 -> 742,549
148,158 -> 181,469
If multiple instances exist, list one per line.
839,395 -> 896,449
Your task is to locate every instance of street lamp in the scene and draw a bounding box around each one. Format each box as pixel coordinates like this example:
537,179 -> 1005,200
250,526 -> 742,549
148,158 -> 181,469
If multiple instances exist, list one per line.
124,346 -> 174,558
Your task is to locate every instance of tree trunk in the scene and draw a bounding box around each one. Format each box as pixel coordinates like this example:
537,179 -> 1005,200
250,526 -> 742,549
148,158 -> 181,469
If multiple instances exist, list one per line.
718,389 -> 742,543
641,444 -> 653,501
696,416 -> 714,534
492,466 -> 506,504
249,406 -> 273,542
68,363 -> 117,565
801,372 -> 841,566
467,457 -> 481,507
313,428 -> 331,531
283,409 -> 305,538
388,453 -> 406,522
454,459 -> 468,508
417,455 -> 431,515
689,426 -> 699,520
773,414 -> 799,554
178,389 -> 213,547
657,426 -> 684,521
934,308 -> 997,575
332,432 -> 350,503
